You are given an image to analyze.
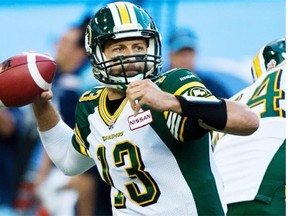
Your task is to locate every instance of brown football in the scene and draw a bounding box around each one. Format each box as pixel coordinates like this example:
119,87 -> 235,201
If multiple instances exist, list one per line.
0,52 -> 56,107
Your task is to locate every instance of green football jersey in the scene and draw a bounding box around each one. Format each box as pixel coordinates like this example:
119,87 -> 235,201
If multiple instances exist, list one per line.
72,69 -> 226,215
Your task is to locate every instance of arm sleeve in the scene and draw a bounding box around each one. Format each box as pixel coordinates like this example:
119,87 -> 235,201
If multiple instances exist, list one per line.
39,119 -> 95,176
175,95 -> 227,130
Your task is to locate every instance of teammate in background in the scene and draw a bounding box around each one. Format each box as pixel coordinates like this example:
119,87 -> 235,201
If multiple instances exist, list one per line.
31,2 -> 258,215
213,38 -> 286,215
35,16 -> 112,216
167,27 -> 248,98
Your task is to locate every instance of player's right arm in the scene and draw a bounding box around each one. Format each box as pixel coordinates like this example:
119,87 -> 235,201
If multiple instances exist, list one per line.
32,91 -> 95,176
32,91 -> 59,131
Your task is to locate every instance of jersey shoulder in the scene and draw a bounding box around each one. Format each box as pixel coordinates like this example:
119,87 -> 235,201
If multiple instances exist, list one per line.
159,68 -> 202,83
75,85 -> 104,117
157,68 -> 212,97
73,86 -> 105,157
78,85 -> 104,103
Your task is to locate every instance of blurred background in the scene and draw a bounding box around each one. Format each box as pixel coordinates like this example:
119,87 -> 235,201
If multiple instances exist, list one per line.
0,0 -> 285,84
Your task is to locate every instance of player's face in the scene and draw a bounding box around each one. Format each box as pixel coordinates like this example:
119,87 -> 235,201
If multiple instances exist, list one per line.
103,38 -> 148,77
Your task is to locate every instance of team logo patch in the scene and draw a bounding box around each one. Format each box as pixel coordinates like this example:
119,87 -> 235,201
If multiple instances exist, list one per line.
189,86 -> 212,97
128,109 -> 153,130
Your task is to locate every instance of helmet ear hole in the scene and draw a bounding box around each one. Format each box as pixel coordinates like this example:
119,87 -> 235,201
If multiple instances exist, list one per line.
84,1 -> 163,90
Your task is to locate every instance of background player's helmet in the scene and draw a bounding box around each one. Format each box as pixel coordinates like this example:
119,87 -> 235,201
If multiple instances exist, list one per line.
251,38 -> 286,82
85,1 -> 163,90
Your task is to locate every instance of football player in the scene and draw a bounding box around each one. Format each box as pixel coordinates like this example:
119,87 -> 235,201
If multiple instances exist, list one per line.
213,38 -> 286,215
32,2 -> 259,215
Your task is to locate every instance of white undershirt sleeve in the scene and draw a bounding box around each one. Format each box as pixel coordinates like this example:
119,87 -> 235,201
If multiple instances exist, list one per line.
39,119 -> 95,176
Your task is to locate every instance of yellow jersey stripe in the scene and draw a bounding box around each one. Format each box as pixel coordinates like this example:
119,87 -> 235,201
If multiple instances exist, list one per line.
74,124 -> 88,156
99,88 -> 128,127
179,117 -> 187,142
175,81 -> 204,95
99,89 -> 111,126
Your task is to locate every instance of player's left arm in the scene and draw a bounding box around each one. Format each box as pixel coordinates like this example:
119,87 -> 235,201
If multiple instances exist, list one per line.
126,79 -> 259,135
176,96 -> 259,135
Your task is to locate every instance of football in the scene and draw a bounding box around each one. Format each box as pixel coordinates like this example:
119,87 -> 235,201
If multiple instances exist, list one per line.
0,52 -> 56,107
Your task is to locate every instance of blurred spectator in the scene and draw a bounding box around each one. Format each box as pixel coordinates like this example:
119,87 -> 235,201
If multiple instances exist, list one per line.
0,107 -> 36,215
168,27 -> 198,72
167,27 -> 248,98
35,15 -> 112,216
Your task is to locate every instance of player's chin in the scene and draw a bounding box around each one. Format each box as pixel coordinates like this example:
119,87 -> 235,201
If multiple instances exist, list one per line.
124,70 -> 139,76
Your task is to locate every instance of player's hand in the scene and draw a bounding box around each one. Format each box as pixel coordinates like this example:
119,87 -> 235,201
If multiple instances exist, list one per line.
33,90 -> 53,105
126,79 -> 181,116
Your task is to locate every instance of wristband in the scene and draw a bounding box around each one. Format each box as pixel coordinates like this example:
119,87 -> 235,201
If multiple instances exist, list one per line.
175,95 -> 227,130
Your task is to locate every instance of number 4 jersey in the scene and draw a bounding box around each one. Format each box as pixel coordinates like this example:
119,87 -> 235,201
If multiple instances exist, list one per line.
72,69 -> 227,216
213,64 -> 286,205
